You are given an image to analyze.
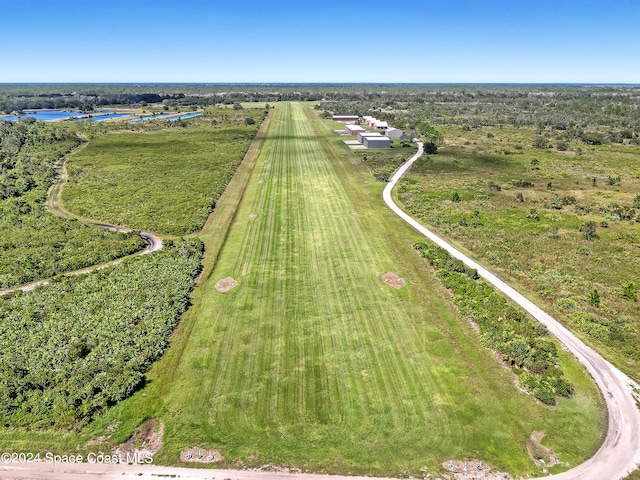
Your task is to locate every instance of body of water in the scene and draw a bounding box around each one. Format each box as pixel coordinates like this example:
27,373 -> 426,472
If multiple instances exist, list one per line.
1,109 -> 200,123
0,109 -> 135,122
167,113 -> 202,121
127,113 -> 175,123
1,109 -> 92,121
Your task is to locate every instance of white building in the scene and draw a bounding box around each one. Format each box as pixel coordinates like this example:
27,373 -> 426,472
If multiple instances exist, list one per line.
357,131 -> 383,143
363,136 -> 391,148
385,127 -> 403,138
373,120 -> 388,130
345,125 -> 365,135
332,115 -> 359,123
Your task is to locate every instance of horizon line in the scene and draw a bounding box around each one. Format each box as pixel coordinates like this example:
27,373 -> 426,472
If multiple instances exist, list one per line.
1,81 -> 640,87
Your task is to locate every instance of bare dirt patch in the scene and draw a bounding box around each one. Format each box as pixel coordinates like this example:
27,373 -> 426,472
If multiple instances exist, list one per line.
114,418 -> 163,459
526,430 -> 568,473
381,272 -> 406,289
180,447 -> 223,463
440,459 -> 512,479
215,276 -> 238,292
249,212 -> 257,219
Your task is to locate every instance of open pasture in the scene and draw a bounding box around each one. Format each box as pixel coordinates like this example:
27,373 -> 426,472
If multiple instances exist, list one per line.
62,110 -> 264,236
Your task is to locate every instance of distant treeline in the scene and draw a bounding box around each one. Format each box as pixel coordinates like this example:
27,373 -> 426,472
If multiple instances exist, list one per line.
0,93 -> 187,113
3,84 -> 640,132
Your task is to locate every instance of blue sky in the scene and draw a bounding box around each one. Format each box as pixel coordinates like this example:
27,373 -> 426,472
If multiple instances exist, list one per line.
1,0 -> 638,83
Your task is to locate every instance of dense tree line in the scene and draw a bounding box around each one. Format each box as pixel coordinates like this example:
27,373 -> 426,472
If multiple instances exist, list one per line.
0,119 -> 77,199
0,239 -> 203,429
5,85 -> 639,138
414,242 -> 573,406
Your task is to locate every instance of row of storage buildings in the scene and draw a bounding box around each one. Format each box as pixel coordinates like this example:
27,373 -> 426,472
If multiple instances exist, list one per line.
333,114 -> 403,148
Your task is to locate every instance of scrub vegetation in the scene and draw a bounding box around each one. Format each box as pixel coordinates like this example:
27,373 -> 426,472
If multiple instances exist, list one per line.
415,242 -> 574,406
62,107 -> 265,235
396,122 -> 640,382
0,119 -> 144,289
0,239 -> 203,429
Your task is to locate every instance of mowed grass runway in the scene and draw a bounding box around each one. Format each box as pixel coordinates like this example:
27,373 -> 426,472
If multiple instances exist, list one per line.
156,103 -> 603,476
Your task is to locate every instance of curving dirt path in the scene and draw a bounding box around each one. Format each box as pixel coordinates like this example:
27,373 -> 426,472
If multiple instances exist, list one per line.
0,144 -> 162,297
383,142 -> 640,480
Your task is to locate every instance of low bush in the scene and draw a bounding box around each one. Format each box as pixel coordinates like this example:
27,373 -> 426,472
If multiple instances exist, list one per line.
414,241 -> 573,405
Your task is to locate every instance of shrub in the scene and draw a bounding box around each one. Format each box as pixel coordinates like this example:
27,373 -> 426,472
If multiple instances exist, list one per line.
551,377 -> 575,397
621,282 -> 638,302
527,208 -> 540,221
415,242 -> 572,406
550,196 -> 563,209
533,137 -> 548,149
589,289 -> 601,307
579,221 -> 598,240
487,181 -> 501,191
607,175 -> 621,186
513,180 -> 534,188
424,141 -> 438,154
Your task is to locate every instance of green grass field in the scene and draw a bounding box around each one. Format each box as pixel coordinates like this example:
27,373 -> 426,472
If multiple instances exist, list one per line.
92,103 -> 604,477
62,114 -> 262,236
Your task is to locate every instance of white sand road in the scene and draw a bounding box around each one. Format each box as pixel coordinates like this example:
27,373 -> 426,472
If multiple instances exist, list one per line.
1,144 -> 639,479
0,463 -> 399,480
382,142 -> 640,480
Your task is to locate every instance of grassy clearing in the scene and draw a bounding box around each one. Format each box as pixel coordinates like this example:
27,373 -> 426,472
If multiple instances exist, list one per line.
397,124 -> 640,382
117,103 -> 603,477
62,110 -> 264,236
0,121 -> 145,289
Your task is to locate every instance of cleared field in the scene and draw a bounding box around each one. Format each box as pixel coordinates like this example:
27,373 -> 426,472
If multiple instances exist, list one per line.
62,114 -> 262,236
143,103 -> 603,477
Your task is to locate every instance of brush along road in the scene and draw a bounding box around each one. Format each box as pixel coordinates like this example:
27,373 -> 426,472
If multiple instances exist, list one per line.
383,141 -> 640,480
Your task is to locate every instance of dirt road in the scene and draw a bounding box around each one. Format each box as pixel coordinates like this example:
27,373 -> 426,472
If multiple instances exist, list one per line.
0,463 -> 400,480
0,146 -> 162,297
383,142 -> 640,480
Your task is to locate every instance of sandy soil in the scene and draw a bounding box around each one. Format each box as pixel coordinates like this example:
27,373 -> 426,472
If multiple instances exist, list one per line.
380,272 -> 406,289
114,419 -> 164,460
215,276 -> 238,292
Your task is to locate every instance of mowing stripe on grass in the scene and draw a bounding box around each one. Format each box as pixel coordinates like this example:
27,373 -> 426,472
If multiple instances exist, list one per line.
157,103 -> 604,477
